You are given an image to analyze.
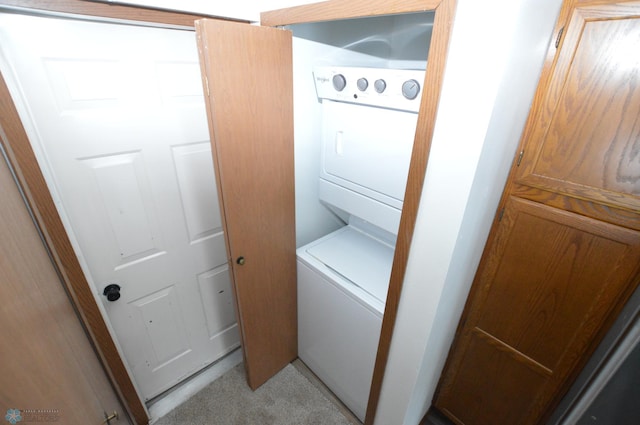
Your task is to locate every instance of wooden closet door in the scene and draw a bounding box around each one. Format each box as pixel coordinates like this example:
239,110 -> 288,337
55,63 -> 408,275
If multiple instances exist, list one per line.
434,1 -> 640,424
195,19 -> 297,390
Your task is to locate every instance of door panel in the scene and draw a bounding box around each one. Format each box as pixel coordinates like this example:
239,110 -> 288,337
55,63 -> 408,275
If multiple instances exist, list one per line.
0,150 -> 129,424
196,19 -> 297,389
0,14 -> 240,400
436,197 -> 640,424
516,4 -> 640,211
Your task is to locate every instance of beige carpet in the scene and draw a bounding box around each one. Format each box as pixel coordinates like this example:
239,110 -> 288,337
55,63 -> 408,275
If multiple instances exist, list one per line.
153,363 -> 356,425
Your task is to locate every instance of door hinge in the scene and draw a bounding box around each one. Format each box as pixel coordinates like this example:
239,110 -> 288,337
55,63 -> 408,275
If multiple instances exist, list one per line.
498,207 -> 506,222
555,26 -> 565,48
516,150 -> 524,167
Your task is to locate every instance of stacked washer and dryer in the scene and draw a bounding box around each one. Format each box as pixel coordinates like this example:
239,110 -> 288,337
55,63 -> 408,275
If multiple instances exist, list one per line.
297,66 -> 425,421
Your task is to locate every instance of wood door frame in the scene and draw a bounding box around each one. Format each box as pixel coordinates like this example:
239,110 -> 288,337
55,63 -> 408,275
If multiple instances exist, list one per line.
0,1 -> 458,424
0,2 -> 234,424
263,2 -> 458,424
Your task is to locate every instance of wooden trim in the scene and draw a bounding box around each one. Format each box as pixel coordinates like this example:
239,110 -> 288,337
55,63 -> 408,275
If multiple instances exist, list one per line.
0,0 -> 239,26
364,1 -> 457,423
0,2 -> 230,424
264,1 -> 458,423
261,0 -> 443,26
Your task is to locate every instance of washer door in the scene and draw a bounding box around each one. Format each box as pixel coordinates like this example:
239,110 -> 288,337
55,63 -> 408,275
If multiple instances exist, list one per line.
297,260 -> 383,422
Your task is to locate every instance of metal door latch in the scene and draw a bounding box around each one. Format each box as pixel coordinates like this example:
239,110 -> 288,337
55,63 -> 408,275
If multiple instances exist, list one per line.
102,411 -> 119,424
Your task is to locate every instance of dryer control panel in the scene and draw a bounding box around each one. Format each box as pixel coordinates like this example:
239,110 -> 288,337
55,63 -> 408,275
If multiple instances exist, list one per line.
313,66 -> 425,113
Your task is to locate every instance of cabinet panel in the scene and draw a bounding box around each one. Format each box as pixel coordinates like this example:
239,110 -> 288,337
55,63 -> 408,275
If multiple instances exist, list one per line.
436,197 -> 640,425
516,4 -> 640,212
476,198 -> 638,370
438,329 -> 549,425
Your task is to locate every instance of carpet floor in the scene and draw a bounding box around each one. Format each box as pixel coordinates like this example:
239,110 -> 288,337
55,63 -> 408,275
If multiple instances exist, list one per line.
153,363 -> 357,425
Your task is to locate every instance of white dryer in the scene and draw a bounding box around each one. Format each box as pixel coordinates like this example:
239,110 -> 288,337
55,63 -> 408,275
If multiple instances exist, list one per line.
298,66 -> 424,421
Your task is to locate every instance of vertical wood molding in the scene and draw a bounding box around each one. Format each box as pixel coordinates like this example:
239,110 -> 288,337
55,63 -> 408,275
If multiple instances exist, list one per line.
364,1 -> 457,423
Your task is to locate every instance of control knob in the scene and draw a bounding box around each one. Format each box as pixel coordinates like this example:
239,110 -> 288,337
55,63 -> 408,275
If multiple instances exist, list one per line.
332,74 -> 347,91
402,79 -> 421,100
374,79 -> 387,93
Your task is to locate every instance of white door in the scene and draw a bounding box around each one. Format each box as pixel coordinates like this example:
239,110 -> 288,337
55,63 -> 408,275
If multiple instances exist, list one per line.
0,14 -> 240,400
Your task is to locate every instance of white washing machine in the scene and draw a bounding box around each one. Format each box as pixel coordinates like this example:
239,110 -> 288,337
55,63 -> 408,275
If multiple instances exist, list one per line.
298,66 -> 424,421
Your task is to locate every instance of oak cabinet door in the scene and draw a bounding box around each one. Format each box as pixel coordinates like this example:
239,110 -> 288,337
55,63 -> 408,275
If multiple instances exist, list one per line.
514,1 -> 640,215
435,197 -> 640,424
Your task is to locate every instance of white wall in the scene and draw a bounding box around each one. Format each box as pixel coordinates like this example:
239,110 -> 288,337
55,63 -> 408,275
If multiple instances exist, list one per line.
375,0 -> 564,424
291,35 -> 351,247
93,0 -> 322,22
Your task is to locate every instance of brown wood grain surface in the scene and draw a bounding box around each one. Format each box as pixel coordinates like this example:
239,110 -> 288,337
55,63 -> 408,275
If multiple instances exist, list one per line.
0,135 -> 127,424
437,197 -> 640,424
196,19 -> 297,390
512,184 -> 640,230
516,3 -> 640,212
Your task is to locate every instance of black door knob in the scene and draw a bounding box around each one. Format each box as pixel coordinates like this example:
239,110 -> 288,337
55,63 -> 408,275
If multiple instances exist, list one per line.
103,284 -> 121,302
